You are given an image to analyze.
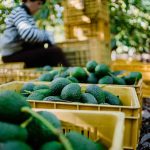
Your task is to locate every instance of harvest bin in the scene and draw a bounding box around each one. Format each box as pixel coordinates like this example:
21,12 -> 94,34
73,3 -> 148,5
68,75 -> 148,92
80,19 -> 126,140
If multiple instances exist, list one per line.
34,110 -> 125,150
0,62 -> 25,84
0,81 -> 140,150
0,62 -> 25,69
142,82 -> 150,98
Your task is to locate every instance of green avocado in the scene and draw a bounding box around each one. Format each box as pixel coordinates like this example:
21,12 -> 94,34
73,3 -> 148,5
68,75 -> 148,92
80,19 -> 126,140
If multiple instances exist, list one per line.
61,83 -> 81,102
0,122 -> 28,142
103,91 -> 122,105
85,85 -> 105,104
98,76 -> 113,84
66,131 -> 103,150
27,111 -> 61,149
0,90 -> 31,124
80,93 -> 98,104
40,141 -> 64,150
0,141 -> 32,150
86,60 -> 97,72
49,77 -> 71,95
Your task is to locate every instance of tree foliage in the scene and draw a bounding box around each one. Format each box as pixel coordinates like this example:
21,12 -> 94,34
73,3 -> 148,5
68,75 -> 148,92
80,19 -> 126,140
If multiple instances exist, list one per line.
109,0 -> 150,53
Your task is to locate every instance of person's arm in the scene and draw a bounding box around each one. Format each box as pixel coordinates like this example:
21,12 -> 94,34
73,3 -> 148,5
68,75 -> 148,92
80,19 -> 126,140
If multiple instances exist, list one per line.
12,7 -> 50,43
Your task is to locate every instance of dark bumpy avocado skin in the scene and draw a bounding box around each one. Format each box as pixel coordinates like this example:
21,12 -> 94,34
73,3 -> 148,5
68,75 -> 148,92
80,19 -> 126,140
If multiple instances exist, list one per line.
0,90 -> 31,124
61,83 -> 81,102
0,141 -> 32,150
85,85 -> 105,104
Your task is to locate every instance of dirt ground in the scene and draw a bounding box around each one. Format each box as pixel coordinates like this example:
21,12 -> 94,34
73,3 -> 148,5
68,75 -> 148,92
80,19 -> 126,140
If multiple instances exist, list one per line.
137,98 -> 150,150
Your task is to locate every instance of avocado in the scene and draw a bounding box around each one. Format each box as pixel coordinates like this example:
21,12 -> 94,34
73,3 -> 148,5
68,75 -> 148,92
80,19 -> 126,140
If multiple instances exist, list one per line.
69,67 -> 88,82
53,71 -> 69,79
61,83 -> 81,102
0,122 -> 28,142
35,67 -> 43,72
98,76 -> 113,84
80,93 -> 98,104
43,65 -> 52,71
95,142 -> 108,150
103,91 -> 122,105
40,141 -> 64,150
124,72 -> 142,85
49,70 -> 59,79
85,85 -> 105,104
67,76 -> 79,83
112,76 -> 126,85
53,74 -> 61,79
0,90 -> 31,124
86,60 -> 97,72
43,96 -> 62,101
20,83 -> 35,97
59,71 -> 70,78
49,77 -> 71,95
27,91 -> 45,100
0,141 -> 32,150
111,70 -> 125,76
33,85 -> 50,91
38,73 -> 53,82
87,73 -> 98,84
34,89 -> 52,97
66,131 -> 101,150
27,111 -> 61,148
95,64 -> 110,77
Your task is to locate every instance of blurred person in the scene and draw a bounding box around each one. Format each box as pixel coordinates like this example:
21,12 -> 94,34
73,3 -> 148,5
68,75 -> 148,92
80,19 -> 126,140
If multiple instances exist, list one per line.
0,0 -> 69,67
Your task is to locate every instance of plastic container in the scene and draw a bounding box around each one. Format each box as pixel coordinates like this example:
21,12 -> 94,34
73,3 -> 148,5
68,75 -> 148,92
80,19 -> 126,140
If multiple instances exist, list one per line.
0,62 -> 25,84
0,81 -> 140,150
142,82 -> 150,98
34,109 -> 125,150
12,67 -> 62,81
63,0 -> 109,25
0,62 -> 25,69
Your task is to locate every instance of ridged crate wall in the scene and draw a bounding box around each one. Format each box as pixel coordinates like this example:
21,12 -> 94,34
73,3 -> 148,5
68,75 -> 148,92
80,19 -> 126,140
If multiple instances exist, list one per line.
61,0 -> 111,66
63,0 -> 109,24
62,0 -> 110,41
57,38 -> 111,66
64,20 -> 110,42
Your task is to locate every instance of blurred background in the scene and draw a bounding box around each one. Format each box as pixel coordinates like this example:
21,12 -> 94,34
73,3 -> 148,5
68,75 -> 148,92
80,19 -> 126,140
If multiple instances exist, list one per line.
0,0 -> 149,64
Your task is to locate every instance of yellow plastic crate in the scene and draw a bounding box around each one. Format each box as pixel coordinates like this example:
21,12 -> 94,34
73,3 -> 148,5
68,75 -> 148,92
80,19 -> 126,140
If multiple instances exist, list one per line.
63,0 -> 109,25
0,81 -> 140,150
0,62 -> 25,84
57,39 -> 111,66
13,69 -> 43,81
111,59 -> 142,65
12,67 -> 61,81
142,82 -> 150,98
34,110 -> 125,150
0,62 -> 25,69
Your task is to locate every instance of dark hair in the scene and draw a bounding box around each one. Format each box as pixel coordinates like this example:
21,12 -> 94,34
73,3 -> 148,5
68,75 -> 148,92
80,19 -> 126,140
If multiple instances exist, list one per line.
22,0 -> 46,4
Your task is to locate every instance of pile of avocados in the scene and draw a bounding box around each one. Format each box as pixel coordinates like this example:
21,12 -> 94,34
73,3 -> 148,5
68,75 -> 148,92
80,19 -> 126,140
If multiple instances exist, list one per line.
21,60 -> 143,105
20,78 -> 122,106
0,90 -> 107,150
37,60 -> 142,85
